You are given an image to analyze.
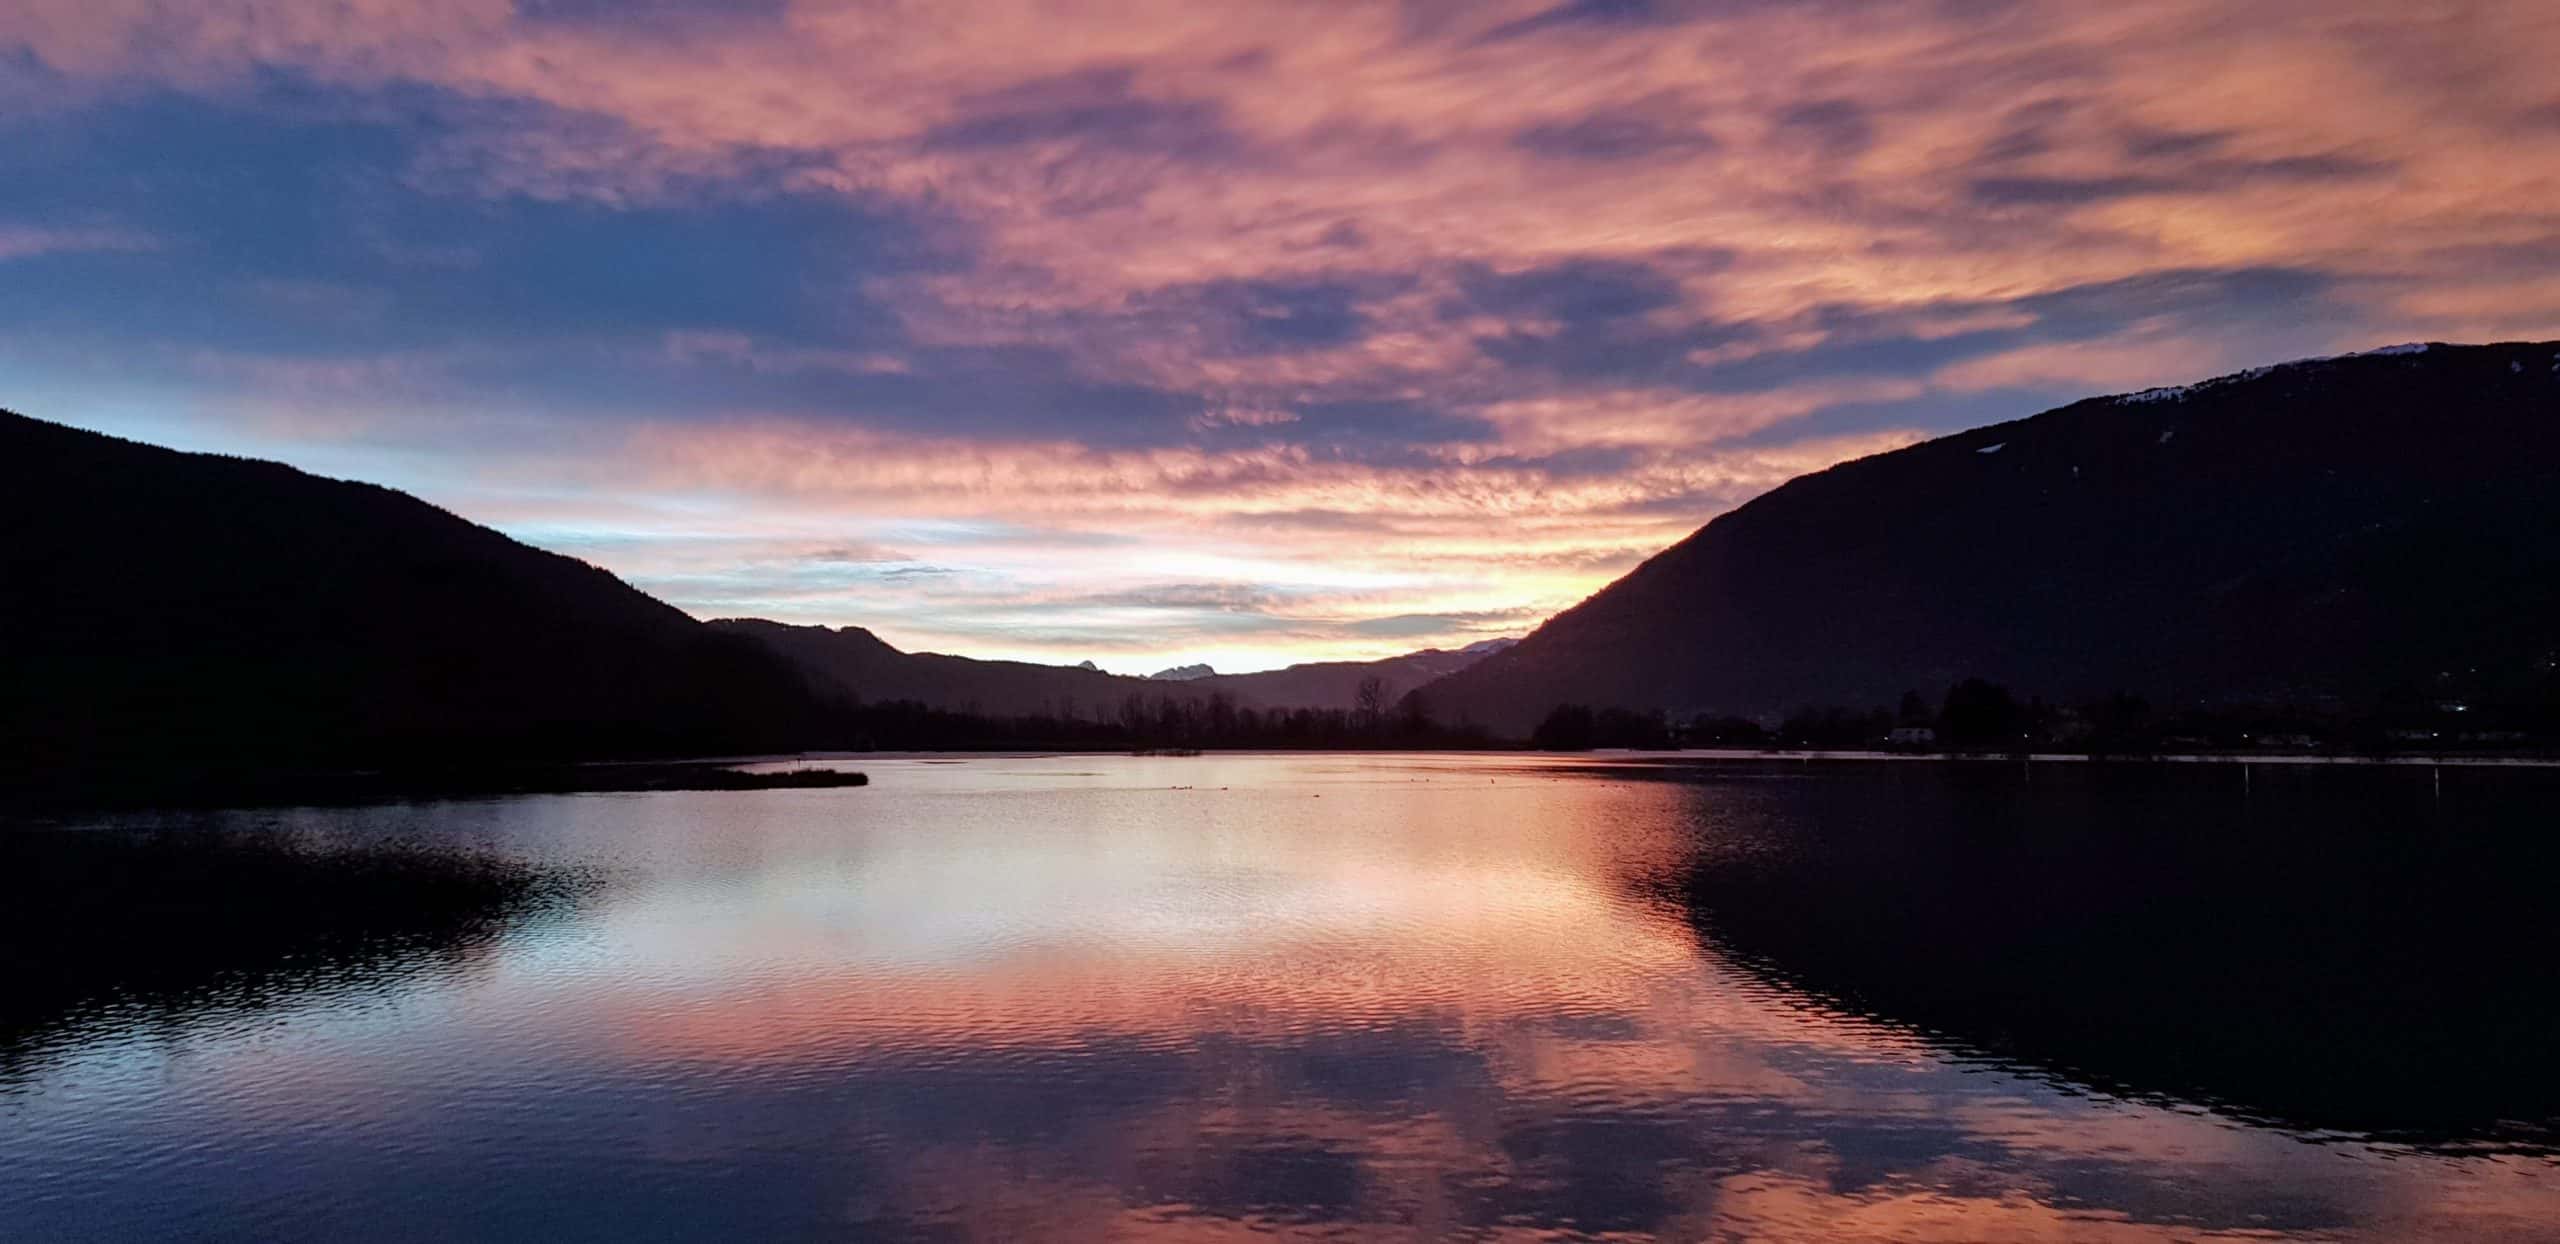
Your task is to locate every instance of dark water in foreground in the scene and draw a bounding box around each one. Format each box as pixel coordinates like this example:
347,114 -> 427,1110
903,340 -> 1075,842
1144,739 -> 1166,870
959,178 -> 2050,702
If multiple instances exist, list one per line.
5,753 -> 2558,1241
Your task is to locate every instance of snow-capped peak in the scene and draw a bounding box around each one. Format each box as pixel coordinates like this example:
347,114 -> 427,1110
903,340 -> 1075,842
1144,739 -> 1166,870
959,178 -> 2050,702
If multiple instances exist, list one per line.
2110,344 -> 2444,407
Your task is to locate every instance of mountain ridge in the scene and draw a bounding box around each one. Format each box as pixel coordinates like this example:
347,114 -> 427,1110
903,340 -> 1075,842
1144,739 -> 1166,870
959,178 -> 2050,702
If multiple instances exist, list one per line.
1415,341 -> 2560,734
0,408 -> 842,786
708,619 -> 1516,716
12,339 -> 2556,774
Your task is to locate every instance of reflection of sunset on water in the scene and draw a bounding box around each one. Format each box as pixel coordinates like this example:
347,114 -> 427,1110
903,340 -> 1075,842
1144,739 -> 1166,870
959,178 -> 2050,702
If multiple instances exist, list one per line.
8,755 -> 2558,1240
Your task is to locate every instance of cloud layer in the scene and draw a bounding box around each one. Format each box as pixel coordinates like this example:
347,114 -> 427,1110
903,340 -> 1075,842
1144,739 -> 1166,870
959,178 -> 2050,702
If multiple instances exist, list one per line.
5,0 -> 2557,667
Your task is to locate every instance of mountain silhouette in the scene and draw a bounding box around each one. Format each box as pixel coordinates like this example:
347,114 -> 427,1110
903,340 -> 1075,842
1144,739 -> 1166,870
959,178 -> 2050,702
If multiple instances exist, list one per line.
1420,342 -> 2560,734
16,338 -> 2556,772
0,411 -> 837,790
710,619 -> 1515,716
1191,643 -> 1513,711
710,619 -> 1157,719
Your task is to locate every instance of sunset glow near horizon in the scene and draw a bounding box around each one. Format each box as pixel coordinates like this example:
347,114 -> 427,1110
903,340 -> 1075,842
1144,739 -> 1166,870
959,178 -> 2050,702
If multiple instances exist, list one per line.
5,1 -> 2557,672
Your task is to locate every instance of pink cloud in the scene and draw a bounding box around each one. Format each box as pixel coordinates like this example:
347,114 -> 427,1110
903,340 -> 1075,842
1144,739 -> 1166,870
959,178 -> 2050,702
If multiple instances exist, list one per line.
0,223 -> 154,260
6,0 -> 2557,663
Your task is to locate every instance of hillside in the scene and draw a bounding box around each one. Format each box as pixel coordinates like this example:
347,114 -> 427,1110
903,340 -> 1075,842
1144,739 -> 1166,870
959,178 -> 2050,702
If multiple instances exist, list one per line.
1195,640 -> 1515,711
710,619 -> 1157,719
1419,342 -> 2560,735
0,411 -> 837,788
711,620 -> 1517,716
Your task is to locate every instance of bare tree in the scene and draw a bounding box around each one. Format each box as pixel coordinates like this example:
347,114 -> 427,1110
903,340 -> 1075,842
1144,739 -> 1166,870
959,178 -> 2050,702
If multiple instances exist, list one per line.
1355,676 -> 1391,732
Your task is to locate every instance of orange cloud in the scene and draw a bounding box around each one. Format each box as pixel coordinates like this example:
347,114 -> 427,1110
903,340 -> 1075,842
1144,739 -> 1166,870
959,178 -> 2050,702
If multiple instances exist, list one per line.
5,0 -> 2557,664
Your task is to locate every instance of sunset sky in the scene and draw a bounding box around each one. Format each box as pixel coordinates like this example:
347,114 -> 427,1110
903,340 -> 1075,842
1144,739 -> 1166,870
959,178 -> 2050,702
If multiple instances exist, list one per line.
5,1 -> 2557,672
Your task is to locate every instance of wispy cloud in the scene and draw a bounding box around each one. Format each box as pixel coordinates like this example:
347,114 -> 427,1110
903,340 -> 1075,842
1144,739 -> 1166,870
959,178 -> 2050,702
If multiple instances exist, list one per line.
2,0 -> 2556,665
0,222 -> 153,261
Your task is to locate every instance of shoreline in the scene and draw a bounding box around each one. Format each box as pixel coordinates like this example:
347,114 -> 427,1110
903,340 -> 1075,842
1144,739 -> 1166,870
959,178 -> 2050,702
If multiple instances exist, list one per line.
17,744 -> 2560,817
1638,747 -> 2560,768
1,760 -> 869,817
808,745 -> 2560,768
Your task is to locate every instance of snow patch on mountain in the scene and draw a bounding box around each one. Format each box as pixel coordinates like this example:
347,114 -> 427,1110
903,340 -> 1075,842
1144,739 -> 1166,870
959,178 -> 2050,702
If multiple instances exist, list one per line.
2111,344 -> 2448,408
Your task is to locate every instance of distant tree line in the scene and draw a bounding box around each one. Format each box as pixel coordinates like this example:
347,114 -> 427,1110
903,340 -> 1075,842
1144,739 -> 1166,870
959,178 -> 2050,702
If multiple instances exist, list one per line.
1527,704 -> 1674,750
828,677 -> 1497,752
1526,670 -> 2560,756
841,667 -> 2560,757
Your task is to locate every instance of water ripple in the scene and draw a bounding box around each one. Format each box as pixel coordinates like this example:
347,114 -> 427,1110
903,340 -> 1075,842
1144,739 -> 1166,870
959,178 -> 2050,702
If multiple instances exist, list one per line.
5,754 -> 2556,1240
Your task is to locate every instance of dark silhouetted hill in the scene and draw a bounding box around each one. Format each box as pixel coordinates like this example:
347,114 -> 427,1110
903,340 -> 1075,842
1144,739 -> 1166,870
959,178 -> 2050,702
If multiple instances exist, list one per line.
1194,641 -> 1514,711
0,410 -> 840,791
710,619 -> 1164,719
712,620 -> 1517,716
1420,342 -> 2560,735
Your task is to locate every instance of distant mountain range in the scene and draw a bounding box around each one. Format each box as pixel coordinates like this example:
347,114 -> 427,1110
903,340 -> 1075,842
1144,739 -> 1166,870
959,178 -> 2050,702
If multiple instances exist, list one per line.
0,406 -> 1519,796
709,619 -> 1514,716
1419,342 -> 2560,734
1146,644 -> 1518,690
1183,638 -> 1515,710
11,340 -> 2556,781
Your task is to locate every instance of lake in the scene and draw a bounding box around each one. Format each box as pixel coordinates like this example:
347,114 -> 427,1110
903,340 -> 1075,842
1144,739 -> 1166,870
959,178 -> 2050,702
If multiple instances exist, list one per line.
5,752 -> 2558,1241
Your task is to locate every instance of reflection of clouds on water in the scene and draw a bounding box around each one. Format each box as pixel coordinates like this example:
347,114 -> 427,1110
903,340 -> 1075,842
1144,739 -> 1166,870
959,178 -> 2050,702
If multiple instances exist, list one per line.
1659,761 -> 2560,1156
6,755 -> 2558,1240
0,820 -> 587,1088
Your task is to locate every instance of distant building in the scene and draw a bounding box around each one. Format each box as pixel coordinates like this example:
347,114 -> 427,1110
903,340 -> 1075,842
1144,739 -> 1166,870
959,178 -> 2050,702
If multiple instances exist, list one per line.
1887,726 -> 1937,747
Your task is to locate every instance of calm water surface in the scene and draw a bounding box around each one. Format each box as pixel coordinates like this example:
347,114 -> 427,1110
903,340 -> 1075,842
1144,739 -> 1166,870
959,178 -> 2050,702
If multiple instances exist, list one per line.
5,753 -> 2558,1241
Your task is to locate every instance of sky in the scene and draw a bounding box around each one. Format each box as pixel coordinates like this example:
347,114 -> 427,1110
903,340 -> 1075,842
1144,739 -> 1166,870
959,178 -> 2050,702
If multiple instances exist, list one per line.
4,1 -> 2557,673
